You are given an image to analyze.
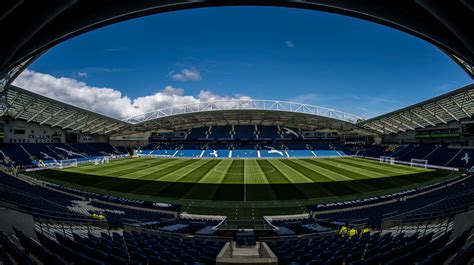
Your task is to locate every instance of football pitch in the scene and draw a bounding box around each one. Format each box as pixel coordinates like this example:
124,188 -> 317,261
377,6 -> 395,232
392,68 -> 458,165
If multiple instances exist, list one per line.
31,156 -> 453,222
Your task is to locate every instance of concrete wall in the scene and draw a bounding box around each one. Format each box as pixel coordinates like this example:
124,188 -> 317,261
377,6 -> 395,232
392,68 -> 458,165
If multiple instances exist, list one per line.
3,117 -> 66,143
2,117 -> 109,143
383,120 -> 474,145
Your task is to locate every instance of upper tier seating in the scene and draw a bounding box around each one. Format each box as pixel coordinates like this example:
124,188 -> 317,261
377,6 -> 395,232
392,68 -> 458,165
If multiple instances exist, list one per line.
257,125 -> 281,140
233,125 -> 256,139
187,126 -> 209,139
279,126 -> 302,139
208,126 -> 232,139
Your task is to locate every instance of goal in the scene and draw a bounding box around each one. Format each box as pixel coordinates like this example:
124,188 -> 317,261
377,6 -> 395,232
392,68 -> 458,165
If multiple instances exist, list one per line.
59,159 -> 78,169
94,156 -> 110,165
380,156 -> 396,165
411,158 -> 428,169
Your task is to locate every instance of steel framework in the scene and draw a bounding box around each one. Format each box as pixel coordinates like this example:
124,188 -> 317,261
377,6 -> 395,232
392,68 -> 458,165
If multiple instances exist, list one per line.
359,84 -> 474,134
1,85 -> 128,135
123,99 -> 364,125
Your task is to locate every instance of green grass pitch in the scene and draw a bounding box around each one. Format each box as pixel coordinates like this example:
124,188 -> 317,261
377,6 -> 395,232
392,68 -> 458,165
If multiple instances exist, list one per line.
30,156 -> 454,223
33,156 -> 449,200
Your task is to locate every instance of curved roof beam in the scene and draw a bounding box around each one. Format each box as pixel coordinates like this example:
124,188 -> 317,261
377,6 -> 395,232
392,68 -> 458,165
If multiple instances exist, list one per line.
123,99 -> 363,125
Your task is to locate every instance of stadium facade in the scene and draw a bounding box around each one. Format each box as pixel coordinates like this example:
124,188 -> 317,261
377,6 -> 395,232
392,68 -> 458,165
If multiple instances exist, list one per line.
0,1 -> 473,265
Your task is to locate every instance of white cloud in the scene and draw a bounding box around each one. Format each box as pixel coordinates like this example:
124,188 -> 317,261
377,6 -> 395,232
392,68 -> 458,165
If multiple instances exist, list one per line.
13,70 -> 250,120
285,40 -> 295,48
73,71 -> 88,78
169,68 -> 202,81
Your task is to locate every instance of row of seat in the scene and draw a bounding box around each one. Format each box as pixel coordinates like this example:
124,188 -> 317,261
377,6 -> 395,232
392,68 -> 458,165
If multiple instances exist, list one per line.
266,227 -> 473,265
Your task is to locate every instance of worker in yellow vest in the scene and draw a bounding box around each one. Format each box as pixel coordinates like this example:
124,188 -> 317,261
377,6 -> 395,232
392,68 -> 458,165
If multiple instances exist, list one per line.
348,227 -> 358,238
360,227 -> 370,237
339,225 -> 348,237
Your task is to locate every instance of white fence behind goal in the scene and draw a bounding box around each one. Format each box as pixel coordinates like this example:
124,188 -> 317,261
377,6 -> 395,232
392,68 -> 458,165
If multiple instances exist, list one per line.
59,159 -> 78,169
380,156 -> 396,165
411,158 -> 428,168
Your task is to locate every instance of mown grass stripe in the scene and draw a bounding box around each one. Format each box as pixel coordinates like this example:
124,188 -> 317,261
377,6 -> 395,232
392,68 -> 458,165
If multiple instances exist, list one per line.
66,157 -> 148,171
280,159 -> 343,182
149,160 -> 223,199
245,159 -> 268,184
291,159 -> 352,181
77,157 -> 157,174
198,159 -> 231,183
310,158 -> 387,178
276,160 -> 342,197
330,157 -> 412,175
222,160 -> 245,184
256,159 -> 308,200
300,158 -> 399,192
343,157 -> 429,173
256,160 -> 290,184
137,159 -> 201,181
302,159 -> 375,180
269,159 -> 313,183
57,157 -> 155,176
245,159 -> 278,201
102,159 -> 177,177
182,160 -> 229,200
157,159 -> 213,182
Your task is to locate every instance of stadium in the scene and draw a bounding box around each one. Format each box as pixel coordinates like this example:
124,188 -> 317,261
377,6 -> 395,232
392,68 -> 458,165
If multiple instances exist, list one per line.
0,1 -> 473,265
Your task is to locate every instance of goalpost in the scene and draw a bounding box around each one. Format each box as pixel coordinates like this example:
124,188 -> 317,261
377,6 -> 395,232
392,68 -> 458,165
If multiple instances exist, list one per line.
59,159 -> 78,169
380,156 -> 396,165
94,156 -> 110,165
410,158 -> 428,169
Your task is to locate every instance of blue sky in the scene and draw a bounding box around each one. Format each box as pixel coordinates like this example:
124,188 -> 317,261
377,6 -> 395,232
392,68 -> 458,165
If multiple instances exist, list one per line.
17,6 -> 472,119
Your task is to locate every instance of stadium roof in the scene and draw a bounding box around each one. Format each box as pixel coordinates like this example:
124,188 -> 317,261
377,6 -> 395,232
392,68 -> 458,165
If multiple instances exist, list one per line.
358,83 -> 474,134
124,100 -> 363,124
1,85 -> 128,135
121,100 -> 368,133
0,0 -> 473,91
0,85 -> 369,135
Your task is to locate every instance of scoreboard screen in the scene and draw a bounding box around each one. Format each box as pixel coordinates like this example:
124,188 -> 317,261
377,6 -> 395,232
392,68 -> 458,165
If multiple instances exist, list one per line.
461,123 -> 474,136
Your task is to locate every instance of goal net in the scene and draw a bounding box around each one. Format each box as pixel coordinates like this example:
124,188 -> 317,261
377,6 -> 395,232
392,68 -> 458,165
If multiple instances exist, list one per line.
380,156 -> 396,165
94,156 -> 110,165
59,159 -> 78,169
411,158 -> 428,169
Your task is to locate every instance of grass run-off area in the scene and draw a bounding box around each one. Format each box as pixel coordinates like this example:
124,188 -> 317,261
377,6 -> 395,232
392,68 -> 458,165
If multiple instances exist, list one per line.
30,157 -> 455,223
